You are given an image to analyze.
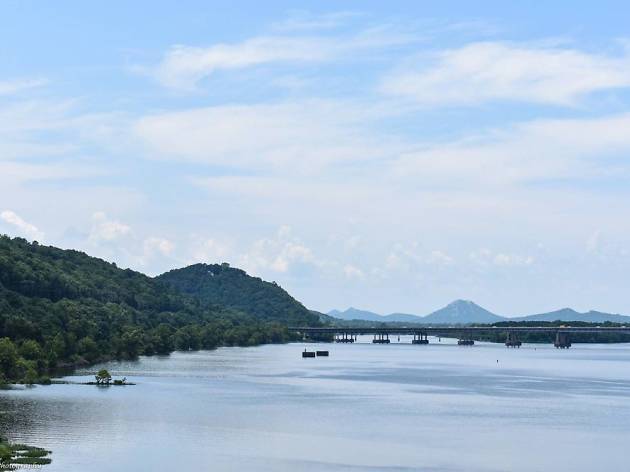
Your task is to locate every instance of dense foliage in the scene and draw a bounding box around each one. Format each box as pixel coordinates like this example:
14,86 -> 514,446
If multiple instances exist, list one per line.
0,236 -> 315,383
157,263 -> 320,326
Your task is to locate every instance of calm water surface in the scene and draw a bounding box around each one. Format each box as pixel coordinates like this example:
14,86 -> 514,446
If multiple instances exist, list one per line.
1,337 -> 630,471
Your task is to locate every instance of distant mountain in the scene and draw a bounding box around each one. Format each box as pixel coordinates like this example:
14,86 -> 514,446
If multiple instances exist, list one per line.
327,300 -> 630,325
327,301 -> 502,324
422,300 -> 505,324
157,263 -> 320,326
385,313 -> 425,323
516,308 -> 630,323
328,307 -> 385,322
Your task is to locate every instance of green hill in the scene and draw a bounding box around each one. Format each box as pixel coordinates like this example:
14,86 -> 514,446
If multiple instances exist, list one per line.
156,263 -> 320,326
0,236 -> 308,384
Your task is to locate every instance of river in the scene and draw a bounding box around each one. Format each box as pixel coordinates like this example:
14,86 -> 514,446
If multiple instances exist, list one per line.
1,337 -> 629,471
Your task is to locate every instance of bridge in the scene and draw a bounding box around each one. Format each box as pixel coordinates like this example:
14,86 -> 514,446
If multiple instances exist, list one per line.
289,326 -> 630,349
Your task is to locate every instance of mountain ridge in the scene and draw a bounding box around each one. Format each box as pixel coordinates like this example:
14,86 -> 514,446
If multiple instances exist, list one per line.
328,301 -> 630,324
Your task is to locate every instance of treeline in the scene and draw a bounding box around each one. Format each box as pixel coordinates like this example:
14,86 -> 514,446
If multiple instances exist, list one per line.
0,236 -> 313,384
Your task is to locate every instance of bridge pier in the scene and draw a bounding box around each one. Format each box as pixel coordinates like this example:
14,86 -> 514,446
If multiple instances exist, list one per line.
458,332 -> 474,346
554,332 -> 571,349
373,333 -> 390,344
335,332 -> 354,343
412,332 -> 429,344
505,331 -> 521,348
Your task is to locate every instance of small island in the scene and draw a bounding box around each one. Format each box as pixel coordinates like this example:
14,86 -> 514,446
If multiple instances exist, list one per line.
0,437 -> 52,470
51,369 -> 135,386
84,369 -> 133,386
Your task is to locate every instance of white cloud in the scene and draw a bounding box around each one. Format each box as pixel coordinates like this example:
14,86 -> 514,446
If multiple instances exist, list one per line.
238,226 -> 322,275
89,212 -> 131,243
382,41 -> 630,106
190,238 -> 231,264
393,113 -> 630,186
271,11 -> 361,32
0,78 -> 47,96
150,25 -> 416,90
153,38 -> 331,89
143,237 -> 174,256
0,210 -> 44,241
385,243 -> 455,272
470,249 -> 534,267
135,237 -> 176,267
343,264 -> 365,279
427,250 -> 455,266
134,100 -> 396,172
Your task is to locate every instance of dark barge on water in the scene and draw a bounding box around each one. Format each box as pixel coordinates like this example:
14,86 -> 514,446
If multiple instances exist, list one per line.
302,350 -> 330,358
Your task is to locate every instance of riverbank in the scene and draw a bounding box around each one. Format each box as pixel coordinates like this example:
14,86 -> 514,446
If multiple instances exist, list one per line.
0,437 -> 51,470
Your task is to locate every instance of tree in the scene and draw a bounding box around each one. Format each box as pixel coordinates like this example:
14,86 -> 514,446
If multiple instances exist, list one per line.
95,369 -> 112,385
19,340 -> 44,361
0,338 -> 18,380
77,337 -> 99,362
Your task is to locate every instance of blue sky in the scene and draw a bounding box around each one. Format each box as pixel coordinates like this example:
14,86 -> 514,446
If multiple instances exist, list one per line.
2,1 -> 630,316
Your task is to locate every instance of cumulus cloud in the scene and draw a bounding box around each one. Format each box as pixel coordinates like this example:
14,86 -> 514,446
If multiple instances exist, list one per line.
386,243 -> 455,272
343,264 -> 365,279
190,238 -> 231,264
238,226 -> 322,275
382,41 -> 630,106
143,237 -> 175,256
0,210 -> 44,241
470,248 -> 534,267
134,236 -> 176,267
89,212 -> 131,243
427,250 -> 455,266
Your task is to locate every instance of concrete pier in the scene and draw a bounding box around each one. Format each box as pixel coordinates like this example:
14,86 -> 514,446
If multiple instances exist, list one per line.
458,332 -> 474,346
373,333 -> 390,344
554,332 -> 571,349
335,332 -> 354,343
505,331 -> 522,348
412,332 -> 429,344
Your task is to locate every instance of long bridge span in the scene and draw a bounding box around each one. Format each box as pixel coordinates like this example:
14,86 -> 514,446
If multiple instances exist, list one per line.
290,326 -> 630,348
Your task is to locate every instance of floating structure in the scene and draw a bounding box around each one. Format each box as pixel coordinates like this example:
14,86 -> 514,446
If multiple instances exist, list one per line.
316,350 -> 329,357
302,350 -> 316,358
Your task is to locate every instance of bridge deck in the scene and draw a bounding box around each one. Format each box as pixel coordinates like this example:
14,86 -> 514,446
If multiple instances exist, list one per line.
291,326 -> 630,335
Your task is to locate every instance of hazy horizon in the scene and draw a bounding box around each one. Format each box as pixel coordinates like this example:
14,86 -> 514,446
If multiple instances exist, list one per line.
2,1 -> 630,316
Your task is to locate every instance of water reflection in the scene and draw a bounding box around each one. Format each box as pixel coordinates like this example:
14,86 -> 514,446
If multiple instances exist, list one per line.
1,340 -> 629,471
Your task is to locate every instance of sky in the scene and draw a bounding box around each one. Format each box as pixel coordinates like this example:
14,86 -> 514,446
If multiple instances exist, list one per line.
2,1 -> 630,317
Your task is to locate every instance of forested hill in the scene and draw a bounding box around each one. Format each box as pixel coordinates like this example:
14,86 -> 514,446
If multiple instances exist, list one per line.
0,236 -> 315,384
156,263 -> 319,326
